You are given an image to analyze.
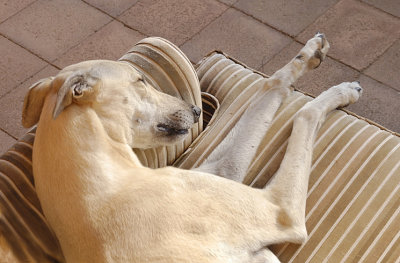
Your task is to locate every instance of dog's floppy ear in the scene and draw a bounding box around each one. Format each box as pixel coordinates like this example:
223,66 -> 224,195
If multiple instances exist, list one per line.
53,73 -> 97,119
22,77 -> 54,128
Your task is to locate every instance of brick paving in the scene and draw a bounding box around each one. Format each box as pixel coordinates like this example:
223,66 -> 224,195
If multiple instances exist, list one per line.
1,0 -> 399,150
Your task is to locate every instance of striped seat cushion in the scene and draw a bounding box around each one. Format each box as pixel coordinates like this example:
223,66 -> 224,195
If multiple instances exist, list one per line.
175,51 -> 400,263
0,128 -> 64,262
0,42 -> 399,262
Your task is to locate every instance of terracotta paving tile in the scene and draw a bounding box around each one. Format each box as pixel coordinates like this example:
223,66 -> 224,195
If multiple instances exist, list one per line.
83,0 -> 138,17
234,0 -> 338,36
261,41 -> 360,96
346,75 -> 400,133
0,65 -> 59,139
181,8 -> 291,69
297,0 -> 400,70
54,20 -> 146,69
362,0 -> 400,18
0,0 -> 35,23
0,130 -> 16,154
364,39 -> 400,91
0,36 -> 46,97
0,0 -> 112,62
119,0 -> 228,46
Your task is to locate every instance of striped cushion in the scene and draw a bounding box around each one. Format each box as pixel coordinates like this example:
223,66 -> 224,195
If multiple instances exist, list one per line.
175,51 -> 400,263
0,42 -> 399,262
119,37 -> 203,168
0,128 -> 64,262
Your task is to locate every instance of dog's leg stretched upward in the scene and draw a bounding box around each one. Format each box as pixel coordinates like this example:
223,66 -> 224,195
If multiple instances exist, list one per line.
196,33 -> 363,261
265,81 -> 362,232
196,33 -> 330,182
251,81 -> 362,262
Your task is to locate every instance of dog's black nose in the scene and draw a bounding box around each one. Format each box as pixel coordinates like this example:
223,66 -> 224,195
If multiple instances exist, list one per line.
191,105 -> 201,122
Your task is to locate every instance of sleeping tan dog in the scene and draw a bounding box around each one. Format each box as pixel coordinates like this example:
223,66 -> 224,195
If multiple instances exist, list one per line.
22,34 -> 362,262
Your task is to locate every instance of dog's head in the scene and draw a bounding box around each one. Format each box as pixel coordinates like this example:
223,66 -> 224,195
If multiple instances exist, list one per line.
22,60 -> 201,148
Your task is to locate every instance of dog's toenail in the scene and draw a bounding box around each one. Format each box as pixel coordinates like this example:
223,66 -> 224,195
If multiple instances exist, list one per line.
356,87 -> 362,92
354,80 -> 360,84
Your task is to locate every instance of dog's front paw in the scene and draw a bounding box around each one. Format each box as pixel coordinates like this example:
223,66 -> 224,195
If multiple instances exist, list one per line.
297,32 -> 330,70
327,81 -> 363,108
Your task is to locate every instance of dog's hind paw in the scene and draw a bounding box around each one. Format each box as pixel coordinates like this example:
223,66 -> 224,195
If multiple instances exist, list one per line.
296,32 -> 330,70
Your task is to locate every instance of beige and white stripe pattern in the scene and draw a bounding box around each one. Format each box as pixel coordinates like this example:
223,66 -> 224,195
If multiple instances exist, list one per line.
0,40 -> 398,262
0,128 -> 64,262
119,37 -> 203,168
175,52 -> 400,263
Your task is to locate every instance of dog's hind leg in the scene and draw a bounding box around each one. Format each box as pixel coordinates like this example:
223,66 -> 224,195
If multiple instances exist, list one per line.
196,33 -> 330,182
264,81 -> 363,243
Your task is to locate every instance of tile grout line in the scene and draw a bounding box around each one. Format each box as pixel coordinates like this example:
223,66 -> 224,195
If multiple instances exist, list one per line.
360,38 -> 400,72
0,0 -> 39,25
81,0 -> 137,20
293,0 -> 340,40
237,0 -> 400,93
357,0 -> 400,21
257,41 -> 294,72
51,19 -> 115,68
0,0 -> 63,72
0,62 -> 51,101
0,127 -> 18,141
0,32 -> 61,69
215,0 -> 240,7
179,1 -> 232,49
54,0 -> 147,68
81,0 -> 150,38
229,4 -> 296,39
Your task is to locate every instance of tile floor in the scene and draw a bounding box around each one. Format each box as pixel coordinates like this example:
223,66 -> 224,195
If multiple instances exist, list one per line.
1,0 -> 399,154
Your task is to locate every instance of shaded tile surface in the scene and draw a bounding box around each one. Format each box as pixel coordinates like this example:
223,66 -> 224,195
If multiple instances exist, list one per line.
363,0 -> 400,17
0,0 -> 112,61
84,0 -> 138,17
0,65 -> 59,138
119,0 -> 227,46
0,36 -> 46,97
55,21 -> 146,68
364,40 -> 400,91
347,75 -> 400,133
297,0 -> 400,70
234,0 -> 338,36
181,8 -> 291,69
0,0 -> 35,23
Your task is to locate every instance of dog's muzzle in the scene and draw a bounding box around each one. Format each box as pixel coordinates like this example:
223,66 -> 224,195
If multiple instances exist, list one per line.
156,105 -> 201,136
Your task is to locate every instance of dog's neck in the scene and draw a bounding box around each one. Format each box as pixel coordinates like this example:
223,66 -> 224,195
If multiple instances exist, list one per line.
34,97 -> 143,188
32,94 -> 144,256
